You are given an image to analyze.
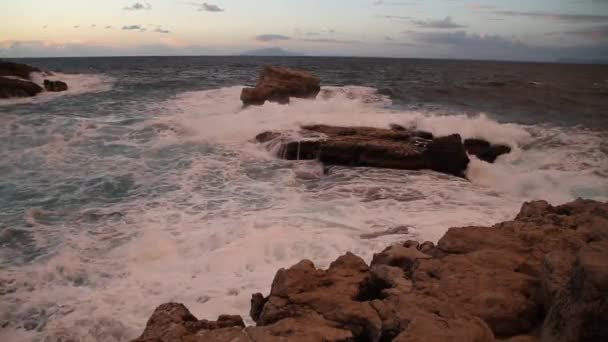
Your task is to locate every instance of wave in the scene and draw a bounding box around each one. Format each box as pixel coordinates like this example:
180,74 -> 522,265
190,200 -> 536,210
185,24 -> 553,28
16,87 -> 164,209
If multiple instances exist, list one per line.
0,72 -> 114,106
1,85 -> 606,341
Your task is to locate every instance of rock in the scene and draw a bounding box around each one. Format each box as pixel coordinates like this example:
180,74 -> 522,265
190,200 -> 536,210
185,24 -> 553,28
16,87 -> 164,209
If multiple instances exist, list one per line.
426,134 -> 471,176
464,138 -> 512,163
241,66 -> 321,105
359,225 -> 411,239
133,199 -> 608,342
257,125 -> 470,177
0,61 -> 41,80
133,303 -> 245,342
0,76 -> 43,99
542,240 -> 608,342
43,79 -> 68,92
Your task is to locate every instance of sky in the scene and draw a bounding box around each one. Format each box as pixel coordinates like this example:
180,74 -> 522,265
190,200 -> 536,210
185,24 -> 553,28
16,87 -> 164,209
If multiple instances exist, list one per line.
1,0 -> 608,61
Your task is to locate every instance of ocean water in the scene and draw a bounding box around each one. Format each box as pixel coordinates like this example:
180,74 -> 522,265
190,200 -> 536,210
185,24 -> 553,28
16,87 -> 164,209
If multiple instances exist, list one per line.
1,56 -> 607,341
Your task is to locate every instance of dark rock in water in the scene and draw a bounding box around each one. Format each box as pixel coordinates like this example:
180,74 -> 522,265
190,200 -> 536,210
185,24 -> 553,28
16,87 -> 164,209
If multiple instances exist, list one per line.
389,124 -> 434,139
254,131 -> 282,144
257,124 -> 469,177
43,79 -> 68,92
464,138 -> 512,163
241,66 -> 321,105
0,76 -> 43,99
360,225 -> 411,239
133,199 -> 608,342
426,134 -> 470,176
0,61 -> 41,80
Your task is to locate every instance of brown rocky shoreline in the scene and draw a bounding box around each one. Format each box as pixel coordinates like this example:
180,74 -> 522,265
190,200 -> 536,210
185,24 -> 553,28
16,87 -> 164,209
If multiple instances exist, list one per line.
132,198 -> 608,342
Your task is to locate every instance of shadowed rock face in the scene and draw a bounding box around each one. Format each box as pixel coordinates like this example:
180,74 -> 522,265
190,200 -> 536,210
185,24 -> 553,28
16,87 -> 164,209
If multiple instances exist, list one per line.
0,61 -> 41,80
44,79 -> 68,92
0,77 -> 43,99
133,199 -> 608,342
464,138 -> 512,163
241,66 -> 321,105
256,125 -> 471,177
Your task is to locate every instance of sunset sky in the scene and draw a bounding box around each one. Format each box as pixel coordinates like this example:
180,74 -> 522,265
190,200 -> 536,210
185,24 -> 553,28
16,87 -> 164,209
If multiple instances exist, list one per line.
1,0 -> 607,61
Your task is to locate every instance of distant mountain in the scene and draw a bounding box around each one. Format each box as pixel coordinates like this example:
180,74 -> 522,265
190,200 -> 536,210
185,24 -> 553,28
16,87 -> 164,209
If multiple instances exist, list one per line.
240,47 -> 302,56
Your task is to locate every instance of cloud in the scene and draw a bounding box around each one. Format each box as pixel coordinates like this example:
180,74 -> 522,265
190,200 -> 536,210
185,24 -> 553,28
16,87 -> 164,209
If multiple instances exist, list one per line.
122,25 -> 146,32
489,11 -> 608,23
0,40 -> 234,58
154,27 -> 171,34
199,2 -> 224,12
563,24 -> 608,40
377,15 -> 411,20
255,34 -> 291,42
373,0 -> 414,6
406,30 -> 608,61
105,25 -> 113,29
73,25 -> 80,29
301,38 -> 361,44
412,16 -> 467,29
123,2 -> 151,10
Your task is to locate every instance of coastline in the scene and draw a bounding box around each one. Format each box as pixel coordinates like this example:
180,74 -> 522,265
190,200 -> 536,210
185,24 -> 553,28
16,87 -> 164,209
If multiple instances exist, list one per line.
133,198 -> 608,342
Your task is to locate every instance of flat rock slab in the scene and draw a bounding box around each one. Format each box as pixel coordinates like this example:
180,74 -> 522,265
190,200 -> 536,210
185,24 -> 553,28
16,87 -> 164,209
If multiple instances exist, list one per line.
241,66 -> 321,105
256,124 -> 471,177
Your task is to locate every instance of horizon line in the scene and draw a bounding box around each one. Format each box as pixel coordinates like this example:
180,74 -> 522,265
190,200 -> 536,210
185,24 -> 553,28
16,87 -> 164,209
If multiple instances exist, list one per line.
2,54 -> 608,66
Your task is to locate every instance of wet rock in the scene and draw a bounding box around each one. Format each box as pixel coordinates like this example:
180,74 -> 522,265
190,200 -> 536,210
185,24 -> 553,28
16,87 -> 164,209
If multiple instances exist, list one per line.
360,225 -> 411,239
43,79 -> 68,92
0,76 -> 43,98
257,125 -> 470,177
464,138 -> 512,163
241,66 -> 321,105
0,61 -> 40,80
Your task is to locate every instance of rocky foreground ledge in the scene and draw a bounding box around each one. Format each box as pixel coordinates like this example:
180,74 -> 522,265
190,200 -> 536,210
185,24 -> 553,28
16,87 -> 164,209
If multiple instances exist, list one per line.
133,199 -> 608,342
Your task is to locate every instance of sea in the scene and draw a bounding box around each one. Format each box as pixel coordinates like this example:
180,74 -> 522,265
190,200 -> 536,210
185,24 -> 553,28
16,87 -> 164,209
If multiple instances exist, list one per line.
1,56 -> 607,341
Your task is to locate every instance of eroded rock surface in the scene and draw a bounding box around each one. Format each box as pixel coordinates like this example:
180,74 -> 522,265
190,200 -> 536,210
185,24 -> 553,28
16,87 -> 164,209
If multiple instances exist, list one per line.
241,66 -> 321,105
134,199 -> 608,342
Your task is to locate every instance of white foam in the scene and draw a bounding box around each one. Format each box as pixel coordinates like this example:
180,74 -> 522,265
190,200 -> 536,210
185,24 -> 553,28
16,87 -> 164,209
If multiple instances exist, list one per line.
0,72 -> 114,106
1,85 -> 606,341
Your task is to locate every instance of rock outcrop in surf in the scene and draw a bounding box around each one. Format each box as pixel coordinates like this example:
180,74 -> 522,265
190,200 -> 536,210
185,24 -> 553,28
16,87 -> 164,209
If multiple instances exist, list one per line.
241,66 -> 321,105
255,124 -> 513,177
0,77 -> 44,98
43,79 -> 68,92
133,198 -> 608,342
0,61 -> 68,99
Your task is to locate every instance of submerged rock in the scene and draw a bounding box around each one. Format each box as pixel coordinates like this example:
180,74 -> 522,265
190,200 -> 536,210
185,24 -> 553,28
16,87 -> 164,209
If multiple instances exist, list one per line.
256,124 -> 470,177
241,66 -> 321,105
0,76 -> 43,99
133,199 -> 608,342
43,79 -> 68,92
